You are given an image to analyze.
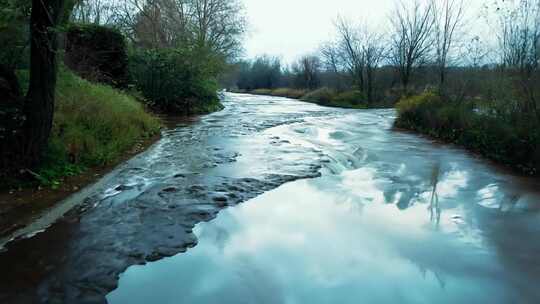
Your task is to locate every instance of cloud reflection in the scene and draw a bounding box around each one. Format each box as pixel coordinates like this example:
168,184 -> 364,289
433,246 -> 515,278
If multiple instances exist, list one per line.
108,168 -> 522,304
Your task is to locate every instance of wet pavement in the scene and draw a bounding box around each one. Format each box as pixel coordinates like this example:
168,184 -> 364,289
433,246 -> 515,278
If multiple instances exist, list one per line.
2,93 -> 540,303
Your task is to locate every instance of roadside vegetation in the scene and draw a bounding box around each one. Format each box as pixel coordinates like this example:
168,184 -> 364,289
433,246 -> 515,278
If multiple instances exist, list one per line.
0,0 -> 245,189
3,68 -> 161,189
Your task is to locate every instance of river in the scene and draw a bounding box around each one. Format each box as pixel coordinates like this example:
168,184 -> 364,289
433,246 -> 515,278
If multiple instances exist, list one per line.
1,93 -> 540,303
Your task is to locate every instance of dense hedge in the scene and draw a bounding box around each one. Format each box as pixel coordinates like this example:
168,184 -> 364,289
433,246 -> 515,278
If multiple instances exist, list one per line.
128,47 -> 223,114
395,92 -> 540,175
65,23 -> 128,87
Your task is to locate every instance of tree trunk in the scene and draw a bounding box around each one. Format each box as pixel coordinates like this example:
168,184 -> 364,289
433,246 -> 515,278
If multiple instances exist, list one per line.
23,0 -> 65,168
0,64 -> 24,173
402,72 -> 410,94
366,67 -> 374,104
439,66 -> 447,97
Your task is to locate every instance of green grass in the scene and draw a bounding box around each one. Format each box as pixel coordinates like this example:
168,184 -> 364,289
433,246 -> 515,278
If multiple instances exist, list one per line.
395,92 -> 540,175
14,69 -> 161,187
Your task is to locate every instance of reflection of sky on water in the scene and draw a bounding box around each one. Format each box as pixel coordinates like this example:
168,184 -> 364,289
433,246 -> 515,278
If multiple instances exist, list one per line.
108,165 -> 537,304
108,96 -> 540,304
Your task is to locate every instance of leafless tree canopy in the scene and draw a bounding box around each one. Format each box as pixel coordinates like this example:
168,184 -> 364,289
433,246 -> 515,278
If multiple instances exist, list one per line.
292,55 -> 321,89
72,0 -> 118,24
431,0 -> 465,88
494,0 -> 540,114
496,0 -> 540,76
319,17 -> 386,101
389,0 -> 435,91
72,0 -> 246,60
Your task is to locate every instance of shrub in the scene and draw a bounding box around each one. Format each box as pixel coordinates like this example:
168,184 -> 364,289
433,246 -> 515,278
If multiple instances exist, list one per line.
128,47 -> 223,114
301,87 -> 337,105
0,0 -> 31,69
65,23 -> 128,87
270,88 -> 307,99
251,88 -> 273,95
395,92 -> 540,175
334,90 -> 367,106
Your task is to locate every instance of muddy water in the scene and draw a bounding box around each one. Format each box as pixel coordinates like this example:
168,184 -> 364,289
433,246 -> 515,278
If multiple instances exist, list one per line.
1,94 -> 540,303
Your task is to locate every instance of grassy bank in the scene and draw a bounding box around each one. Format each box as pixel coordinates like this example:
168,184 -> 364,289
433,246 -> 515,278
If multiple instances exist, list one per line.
8,69 -> 161,188
244,87 -> 392,109
395,92 -> 540,175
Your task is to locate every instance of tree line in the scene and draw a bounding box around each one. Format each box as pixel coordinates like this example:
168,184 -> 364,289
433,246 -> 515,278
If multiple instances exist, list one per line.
232,0 -> 539,115
0,0 -> 245,177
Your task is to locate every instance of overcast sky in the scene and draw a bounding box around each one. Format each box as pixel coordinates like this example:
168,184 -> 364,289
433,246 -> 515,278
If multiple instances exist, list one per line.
242,0 -> 487,63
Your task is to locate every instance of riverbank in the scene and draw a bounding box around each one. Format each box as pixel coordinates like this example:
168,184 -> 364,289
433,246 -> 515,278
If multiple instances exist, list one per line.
0,133 -> 160,238
0,70 -> 162,237
234,87 -> 393,109
395,92 -> 540,176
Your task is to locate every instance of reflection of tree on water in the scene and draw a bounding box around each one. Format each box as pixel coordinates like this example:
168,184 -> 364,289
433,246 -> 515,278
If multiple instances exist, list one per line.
429,163 -> 441,226
383,175 -> 424,210
382,162 -> 444,217
418,265 -> 447,290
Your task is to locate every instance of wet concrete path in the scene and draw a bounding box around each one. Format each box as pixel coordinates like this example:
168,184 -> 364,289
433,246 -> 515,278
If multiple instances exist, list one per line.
2,94 -> 540,303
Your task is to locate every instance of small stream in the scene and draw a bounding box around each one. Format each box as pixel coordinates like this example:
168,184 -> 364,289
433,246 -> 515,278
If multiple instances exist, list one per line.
1,93 -> 540,303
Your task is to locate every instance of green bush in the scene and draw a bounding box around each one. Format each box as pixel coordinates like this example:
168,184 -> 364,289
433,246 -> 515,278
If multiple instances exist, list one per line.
65,23 -> 128,87
52,69 -> 161,166
334,90 -> 367,106
300,88 -> 369,109
270,88 -> 307,99
0,0 -> 31,69
251,88 -> 273,95
301,87 -> 337,105
129,47 -> 223,114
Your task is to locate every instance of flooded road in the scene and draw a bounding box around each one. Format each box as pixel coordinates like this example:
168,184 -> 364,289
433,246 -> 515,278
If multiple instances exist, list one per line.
2,93 -> 540,303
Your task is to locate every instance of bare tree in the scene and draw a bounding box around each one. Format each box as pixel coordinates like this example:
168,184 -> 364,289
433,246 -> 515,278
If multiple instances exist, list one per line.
329,18 -> 386,102
464,36 -> 489,68
113,0 -> 166,47
181,0 -> 247,58
320,41 -> 340,74
114,0 -> 245,59
495,0 -> 540,117
319,41 -> 346,90
389,0 -> 435,92
335,17 -> 365,92
72,0 -> 118,25
431,0 -> 465,92
362,29 -> 386,102
293,55 -> 321,89
159,0 -> 191,46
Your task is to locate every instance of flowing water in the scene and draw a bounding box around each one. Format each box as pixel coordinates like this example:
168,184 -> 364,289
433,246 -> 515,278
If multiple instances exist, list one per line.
2,93 -> 540,303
